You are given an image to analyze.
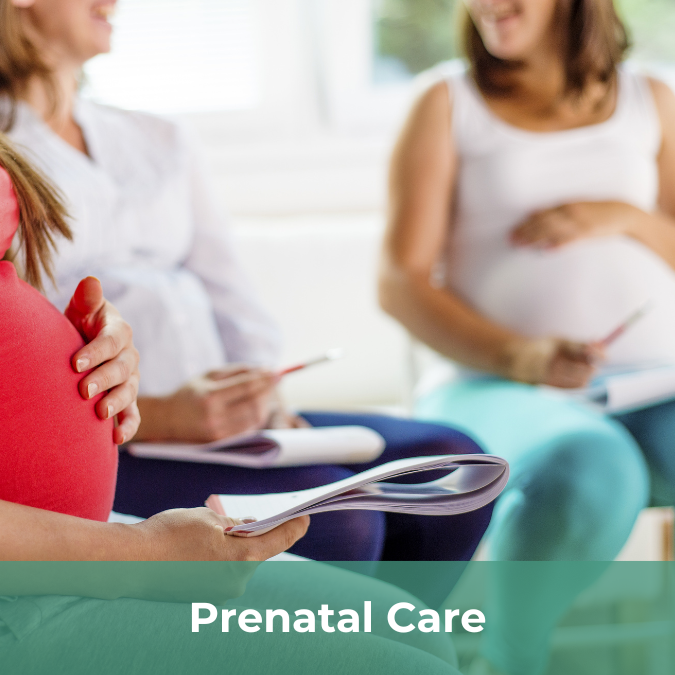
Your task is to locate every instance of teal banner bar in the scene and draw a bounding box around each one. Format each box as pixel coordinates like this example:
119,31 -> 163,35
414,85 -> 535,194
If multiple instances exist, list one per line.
0,561 -> 673,675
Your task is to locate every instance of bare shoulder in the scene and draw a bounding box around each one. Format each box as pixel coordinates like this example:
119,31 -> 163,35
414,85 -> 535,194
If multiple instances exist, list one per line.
407,79 -> 453,127
646,77 -> 675,119
394,79 -> 454,162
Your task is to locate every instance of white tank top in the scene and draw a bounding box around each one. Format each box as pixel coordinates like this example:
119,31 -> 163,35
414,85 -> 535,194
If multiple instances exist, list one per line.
444,65 -> 675,369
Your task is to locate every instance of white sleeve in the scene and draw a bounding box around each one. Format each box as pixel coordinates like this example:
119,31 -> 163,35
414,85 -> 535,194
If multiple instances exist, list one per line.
181,129 -> 283,366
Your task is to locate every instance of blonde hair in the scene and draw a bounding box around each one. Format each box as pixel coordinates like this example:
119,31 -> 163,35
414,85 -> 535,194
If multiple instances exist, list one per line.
0,0 -> 55,131
0,134 -> 71,290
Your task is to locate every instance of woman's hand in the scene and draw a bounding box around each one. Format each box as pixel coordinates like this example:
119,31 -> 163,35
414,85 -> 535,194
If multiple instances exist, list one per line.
136,365 -> 278,443
504,337 -> 603,388
120,509 -> 310,603
511,201 -> 642,249
134,508 -> 309,562
65,277 -> 141,444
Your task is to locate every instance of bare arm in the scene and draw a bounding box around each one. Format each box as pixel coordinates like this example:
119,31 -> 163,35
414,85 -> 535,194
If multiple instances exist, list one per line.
379,82 -> 519,374
629,78 -> 675,266
0,498 -> 142,562
0,499 -> 308,600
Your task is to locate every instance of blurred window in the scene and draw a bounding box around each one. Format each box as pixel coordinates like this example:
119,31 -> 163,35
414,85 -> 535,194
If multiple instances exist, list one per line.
373,0 -> 458,83
83,0 -> 262,114
619,0 -> 675,65
372,0 -> 675,84
81,0 -> 675,132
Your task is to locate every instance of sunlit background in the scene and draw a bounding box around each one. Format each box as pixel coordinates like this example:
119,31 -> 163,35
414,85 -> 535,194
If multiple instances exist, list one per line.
81,0 -> 675,411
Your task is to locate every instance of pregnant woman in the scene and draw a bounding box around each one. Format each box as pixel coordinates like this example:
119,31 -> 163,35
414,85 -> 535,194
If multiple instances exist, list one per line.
0,137 -> 461,675
379,1 -> 675,673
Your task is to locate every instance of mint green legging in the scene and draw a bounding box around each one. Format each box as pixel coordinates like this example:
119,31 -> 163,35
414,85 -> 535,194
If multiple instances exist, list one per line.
417,379 -> 675,675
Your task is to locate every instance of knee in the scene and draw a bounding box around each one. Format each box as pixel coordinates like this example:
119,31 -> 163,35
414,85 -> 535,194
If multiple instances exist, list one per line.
546,428 -> 648,519
505,427 -> 649,558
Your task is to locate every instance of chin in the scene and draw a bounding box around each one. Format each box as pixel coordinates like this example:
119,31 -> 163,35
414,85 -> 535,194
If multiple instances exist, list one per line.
482,38 -> 533,62
87,34 -> 112,57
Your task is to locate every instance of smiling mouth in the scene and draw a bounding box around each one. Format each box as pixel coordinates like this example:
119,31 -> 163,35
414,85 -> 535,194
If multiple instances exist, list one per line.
480,5 -> 519,24
92,4 -> 115,22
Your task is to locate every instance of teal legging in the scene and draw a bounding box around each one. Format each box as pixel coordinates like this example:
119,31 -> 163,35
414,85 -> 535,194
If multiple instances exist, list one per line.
417,379 -> 675,675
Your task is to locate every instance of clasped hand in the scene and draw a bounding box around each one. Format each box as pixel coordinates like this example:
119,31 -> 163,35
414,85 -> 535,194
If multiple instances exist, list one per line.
65,276 -> 140,444
510,200 -> 640,249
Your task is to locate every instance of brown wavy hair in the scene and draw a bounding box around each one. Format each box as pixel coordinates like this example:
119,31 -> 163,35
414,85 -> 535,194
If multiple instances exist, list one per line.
0,134 -> 71,290
461,0 -> 630,97
0,0 -> 55,131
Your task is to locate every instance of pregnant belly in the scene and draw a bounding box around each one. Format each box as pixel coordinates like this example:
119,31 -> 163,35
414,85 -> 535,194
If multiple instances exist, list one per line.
471,236 -> 675,367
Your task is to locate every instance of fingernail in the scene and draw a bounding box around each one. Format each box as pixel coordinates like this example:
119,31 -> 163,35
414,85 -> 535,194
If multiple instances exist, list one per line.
76,358 -> 90,373
106,404 -> 114,419
87,383 -> 99,399
240,517 -> 257,524
119,433 -> 126,445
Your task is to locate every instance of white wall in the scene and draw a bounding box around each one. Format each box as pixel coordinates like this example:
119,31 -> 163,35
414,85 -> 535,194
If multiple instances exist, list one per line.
231,213 -> 411,410
190,95 -> 414,410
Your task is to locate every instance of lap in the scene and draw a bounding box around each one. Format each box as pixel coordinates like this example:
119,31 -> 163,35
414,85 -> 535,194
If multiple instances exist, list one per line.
301,411 -> 484,483
113,412 -> 490,564
115,412 -> 484,513
0,562 -> 459,675
114,452 -> 358,515
416,379 -> 639,466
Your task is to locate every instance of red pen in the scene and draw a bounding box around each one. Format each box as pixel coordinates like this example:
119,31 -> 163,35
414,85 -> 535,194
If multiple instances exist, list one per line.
278,348 -> 345,377
595,302 -> 653,349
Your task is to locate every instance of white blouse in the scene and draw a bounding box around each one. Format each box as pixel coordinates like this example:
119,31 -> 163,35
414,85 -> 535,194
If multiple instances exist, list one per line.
7,98 -> 282,396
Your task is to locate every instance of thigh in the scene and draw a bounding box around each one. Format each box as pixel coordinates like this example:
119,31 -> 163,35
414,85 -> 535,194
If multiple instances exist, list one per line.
248,560 -> 458,666
114,452 -> 360,515
0,592 -> 459,675
300,411 -> 483,483
415,379 -> 628,464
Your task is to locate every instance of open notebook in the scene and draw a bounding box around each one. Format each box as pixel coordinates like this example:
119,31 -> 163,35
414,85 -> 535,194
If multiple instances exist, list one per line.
565,365 -> 675,414
206,454 -> 509,537
126,426 -> 385,468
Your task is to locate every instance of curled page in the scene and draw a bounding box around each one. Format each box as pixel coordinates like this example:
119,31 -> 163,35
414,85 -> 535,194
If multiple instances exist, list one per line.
206,454 -> 509,537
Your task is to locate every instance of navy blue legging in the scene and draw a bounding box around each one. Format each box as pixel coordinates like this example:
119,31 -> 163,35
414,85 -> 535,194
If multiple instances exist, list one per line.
113,413 -> 492,573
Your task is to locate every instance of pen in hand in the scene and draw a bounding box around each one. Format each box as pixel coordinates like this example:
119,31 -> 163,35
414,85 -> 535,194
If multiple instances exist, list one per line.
594,301 -> 653,350
278,348 -> 345,377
